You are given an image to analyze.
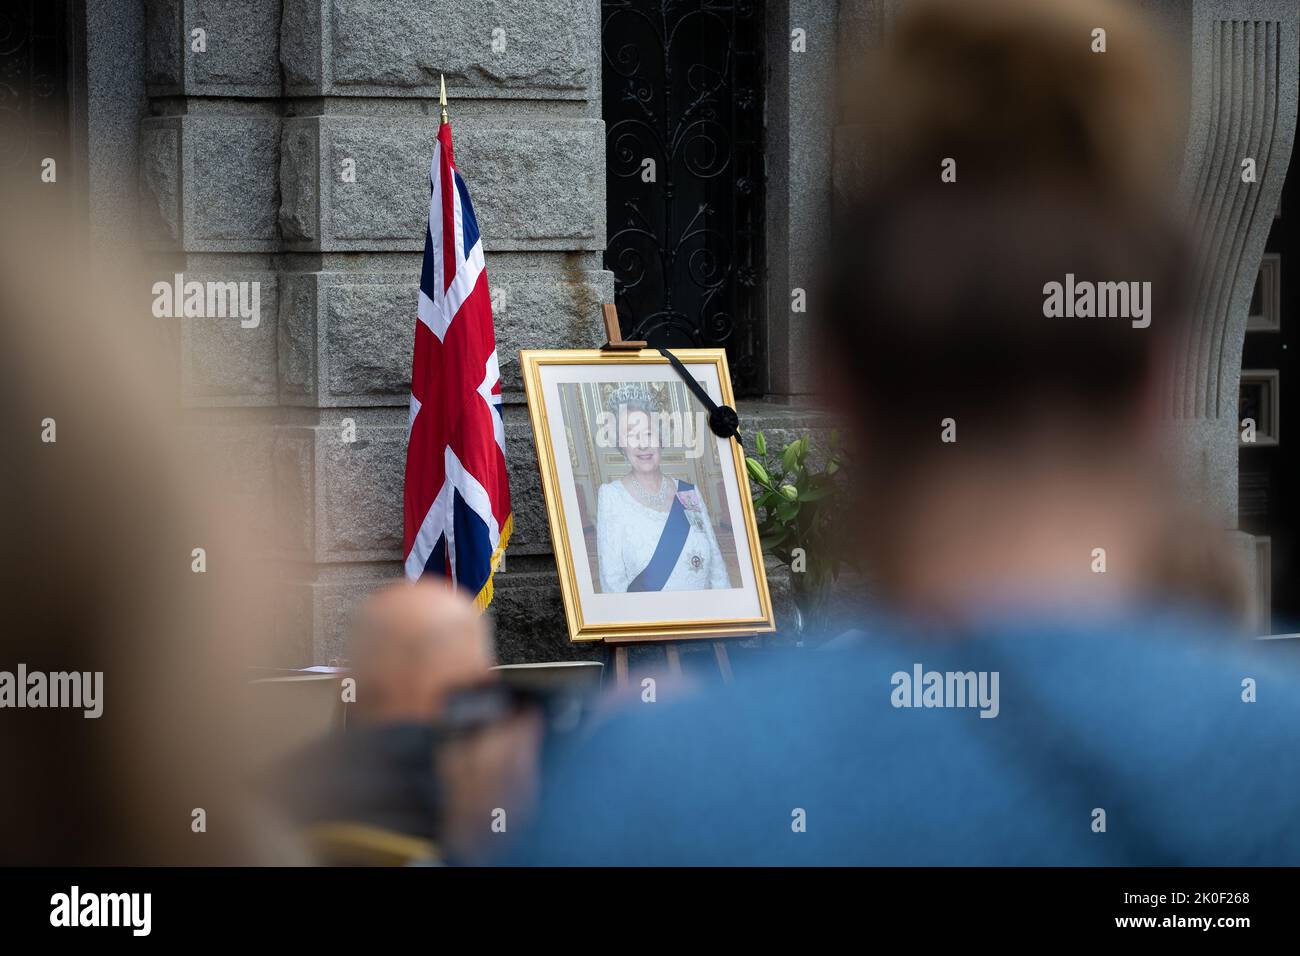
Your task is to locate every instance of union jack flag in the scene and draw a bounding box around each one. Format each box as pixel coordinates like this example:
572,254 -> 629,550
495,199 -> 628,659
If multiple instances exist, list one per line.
403,119 -> 512,608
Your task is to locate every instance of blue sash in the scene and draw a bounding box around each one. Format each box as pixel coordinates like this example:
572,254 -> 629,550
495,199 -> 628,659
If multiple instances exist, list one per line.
628,481 -> 694,592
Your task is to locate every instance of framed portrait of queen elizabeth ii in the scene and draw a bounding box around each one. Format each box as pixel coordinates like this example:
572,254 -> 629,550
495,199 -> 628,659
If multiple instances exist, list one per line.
520,349 -> 775,643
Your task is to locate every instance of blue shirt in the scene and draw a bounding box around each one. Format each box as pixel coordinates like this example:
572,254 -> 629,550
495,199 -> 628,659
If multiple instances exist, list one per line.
506,608 -> 1300,865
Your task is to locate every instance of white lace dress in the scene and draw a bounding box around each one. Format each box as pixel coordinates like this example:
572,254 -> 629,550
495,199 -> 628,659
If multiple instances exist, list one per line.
595,478 -> 730,592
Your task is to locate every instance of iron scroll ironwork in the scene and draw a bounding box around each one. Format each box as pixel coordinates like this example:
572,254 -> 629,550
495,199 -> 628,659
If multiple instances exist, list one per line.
601,0 -> 765,396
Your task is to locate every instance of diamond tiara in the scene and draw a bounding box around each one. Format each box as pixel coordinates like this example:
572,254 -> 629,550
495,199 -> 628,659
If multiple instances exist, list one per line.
605,382 -> 658,415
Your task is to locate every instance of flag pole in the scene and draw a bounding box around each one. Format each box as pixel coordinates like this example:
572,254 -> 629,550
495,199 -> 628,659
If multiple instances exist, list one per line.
439,73 -> 448,125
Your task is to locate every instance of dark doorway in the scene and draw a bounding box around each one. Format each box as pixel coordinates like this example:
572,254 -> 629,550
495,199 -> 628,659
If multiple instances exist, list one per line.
0,2 -> 69,170
0,1 -> 83,227
1240,147 -> 1300,633
600,0 -> 765,395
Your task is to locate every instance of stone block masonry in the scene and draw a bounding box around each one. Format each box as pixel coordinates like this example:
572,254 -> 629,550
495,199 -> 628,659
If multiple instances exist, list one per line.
140,0 -> 614,662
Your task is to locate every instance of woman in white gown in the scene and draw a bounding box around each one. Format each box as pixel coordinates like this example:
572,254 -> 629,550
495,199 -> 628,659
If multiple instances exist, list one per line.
595,386 -> 730,593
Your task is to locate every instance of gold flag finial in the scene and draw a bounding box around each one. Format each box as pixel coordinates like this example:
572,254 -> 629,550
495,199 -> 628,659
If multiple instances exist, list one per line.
439,74 -> 448,125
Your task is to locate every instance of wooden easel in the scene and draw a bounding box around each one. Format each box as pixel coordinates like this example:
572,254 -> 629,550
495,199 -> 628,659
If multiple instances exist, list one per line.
599,303 -> 740,688
609,637 -> 735,687
600,302 -> 645,350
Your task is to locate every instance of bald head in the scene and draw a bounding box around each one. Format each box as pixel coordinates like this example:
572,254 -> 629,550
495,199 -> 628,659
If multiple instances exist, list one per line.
348,581 -> 493,725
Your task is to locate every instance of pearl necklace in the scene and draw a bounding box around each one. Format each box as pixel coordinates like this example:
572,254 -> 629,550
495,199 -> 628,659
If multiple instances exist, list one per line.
627,473 -> 670,508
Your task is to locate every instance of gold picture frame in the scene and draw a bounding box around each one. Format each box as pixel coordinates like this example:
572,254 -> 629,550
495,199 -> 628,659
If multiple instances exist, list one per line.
520,348 -> 775,643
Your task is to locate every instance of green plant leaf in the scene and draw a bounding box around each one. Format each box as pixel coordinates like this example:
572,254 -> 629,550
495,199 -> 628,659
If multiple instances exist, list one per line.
798,485 -> 833,502
759,529 -> 788,551
745,457 -> 771,486
781,441 -> 799,473
776,499 -> 800,522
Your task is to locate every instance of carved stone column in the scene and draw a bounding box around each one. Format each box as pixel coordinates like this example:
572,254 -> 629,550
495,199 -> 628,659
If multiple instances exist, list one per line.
1174,2 -> 1297,523
1174,1 -> 1298,630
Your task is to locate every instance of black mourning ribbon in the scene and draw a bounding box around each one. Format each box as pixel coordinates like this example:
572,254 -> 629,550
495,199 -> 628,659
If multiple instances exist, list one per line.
655,347 -> 742,442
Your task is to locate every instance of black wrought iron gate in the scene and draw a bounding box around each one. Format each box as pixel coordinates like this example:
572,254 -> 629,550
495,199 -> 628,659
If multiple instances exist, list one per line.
601,0 -> 765,395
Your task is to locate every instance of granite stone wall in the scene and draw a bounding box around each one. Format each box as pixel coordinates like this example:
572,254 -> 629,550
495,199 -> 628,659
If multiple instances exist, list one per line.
137,0 -> 616,664
123,0 -> 1297,661
127,0 -> 853,668
126,0 -> 837,665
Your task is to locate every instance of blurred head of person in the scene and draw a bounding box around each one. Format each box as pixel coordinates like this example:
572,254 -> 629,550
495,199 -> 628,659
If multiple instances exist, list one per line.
821,0 -> 1242,623
345,581 -> 540,862
348,580 -> 494,725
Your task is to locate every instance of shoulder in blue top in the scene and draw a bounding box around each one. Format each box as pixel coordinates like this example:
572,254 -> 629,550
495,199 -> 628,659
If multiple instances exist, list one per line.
504,607 -> 1300,866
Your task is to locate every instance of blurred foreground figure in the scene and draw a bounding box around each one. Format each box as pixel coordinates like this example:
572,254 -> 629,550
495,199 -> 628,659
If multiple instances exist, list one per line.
0,176 -> 294,865
352,581 -> 495,726
506,0 -> 1300,865
271,581 -> 539,862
